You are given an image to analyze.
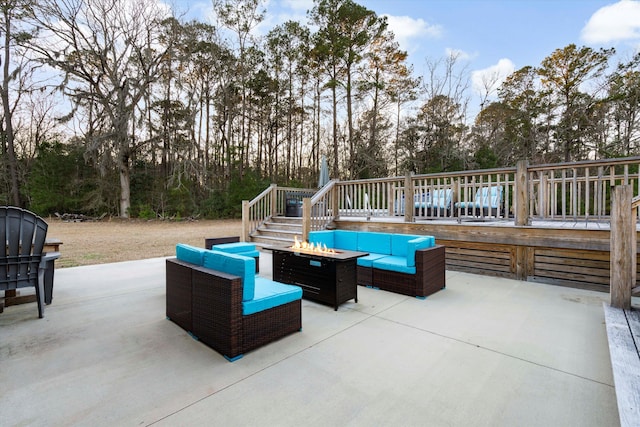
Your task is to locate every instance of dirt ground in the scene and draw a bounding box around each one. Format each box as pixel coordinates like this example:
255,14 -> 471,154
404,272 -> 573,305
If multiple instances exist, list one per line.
46,218 -> 243,268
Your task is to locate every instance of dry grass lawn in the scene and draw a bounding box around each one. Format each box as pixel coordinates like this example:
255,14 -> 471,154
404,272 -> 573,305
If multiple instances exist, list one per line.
46,218 -> 243,268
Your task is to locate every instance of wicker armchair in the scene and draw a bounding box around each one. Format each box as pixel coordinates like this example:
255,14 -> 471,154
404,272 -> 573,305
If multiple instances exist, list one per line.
166,252 -> 302,362
1,206 -> 60,318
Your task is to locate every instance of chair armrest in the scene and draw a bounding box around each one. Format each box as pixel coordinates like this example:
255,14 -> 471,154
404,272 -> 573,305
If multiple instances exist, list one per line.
191,266 -> 244,359
39,252 -> 60,269
43,252 -> 61,262
414,245 -> 446,297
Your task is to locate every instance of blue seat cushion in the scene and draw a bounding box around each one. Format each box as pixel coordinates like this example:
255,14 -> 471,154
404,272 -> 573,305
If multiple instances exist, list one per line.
212,242 -> 256,254
357,253 -> 388,268
334,230 -> 358,251
243,278 -> 303,316
309,230 -> 335,248
203,251 -> 255,302
372,255 -> 416,275
357,232 -> 391,255
176,243 -> 207,266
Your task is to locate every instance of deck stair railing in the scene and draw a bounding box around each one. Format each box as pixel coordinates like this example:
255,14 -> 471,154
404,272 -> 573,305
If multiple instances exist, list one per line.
242,185 -> 315,241
302,179 -> 339,238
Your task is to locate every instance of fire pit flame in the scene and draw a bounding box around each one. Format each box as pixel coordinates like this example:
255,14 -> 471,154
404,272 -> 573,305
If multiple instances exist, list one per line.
292,236 -> 337,254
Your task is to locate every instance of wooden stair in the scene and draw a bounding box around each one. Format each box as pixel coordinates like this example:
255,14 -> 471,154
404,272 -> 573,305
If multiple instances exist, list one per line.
249,216 -> 302,249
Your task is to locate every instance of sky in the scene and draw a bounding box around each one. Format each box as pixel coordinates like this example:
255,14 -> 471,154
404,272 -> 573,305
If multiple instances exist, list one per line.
180,0 -> 640,113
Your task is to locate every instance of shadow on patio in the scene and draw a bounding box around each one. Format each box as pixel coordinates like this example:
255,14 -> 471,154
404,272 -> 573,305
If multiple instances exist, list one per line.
1,252 -> 621,426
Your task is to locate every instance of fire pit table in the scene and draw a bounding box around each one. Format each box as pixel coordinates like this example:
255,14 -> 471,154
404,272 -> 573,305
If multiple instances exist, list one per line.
272,245 -> 368,311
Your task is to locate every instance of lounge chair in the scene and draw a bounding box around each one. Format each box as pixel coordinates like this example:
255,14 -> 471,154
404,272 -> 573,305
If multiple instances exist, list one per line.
414,189 -> 453,217
0,206 -> 60,318
455,186 -> 504,217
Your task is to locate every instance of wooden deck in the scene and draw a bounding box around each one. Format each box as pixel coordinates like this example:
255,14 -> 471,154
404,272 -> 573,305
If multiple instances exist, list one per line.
334,217 -> 640,292
244,157 -> 640,293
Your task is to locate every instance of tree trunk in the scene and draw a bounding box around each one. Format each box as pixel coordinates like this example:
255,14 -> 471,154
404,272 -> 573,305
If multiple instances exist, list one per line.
1,8 -> 21,207
119,160 -> 131,218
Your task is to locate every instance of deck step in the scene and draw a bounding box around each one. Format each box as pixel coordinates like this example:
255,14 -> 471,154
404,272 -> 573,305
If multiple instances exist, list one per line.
249,215 -> 303,248
250,234 -> 296,249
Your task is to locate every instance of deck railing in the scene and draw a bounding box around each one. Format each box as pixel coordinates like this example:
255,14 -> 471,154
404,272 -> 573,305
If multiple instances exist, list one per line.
243,156 -> 640,240
528,158 -> 640,221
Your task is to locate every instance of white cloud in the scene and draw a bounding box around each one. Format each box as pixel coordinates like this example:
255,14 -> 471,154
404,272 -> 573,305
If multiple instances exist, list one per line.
471,58 -> 516,99
382,14 -> 442,54
445,48 -> 474,61
280,0 -> 314,12
581,0 -> 640,44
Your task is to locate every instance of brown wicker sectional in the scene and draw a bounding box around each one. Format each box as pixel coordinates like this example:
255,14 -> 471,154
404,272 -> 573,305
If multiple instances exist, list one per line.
310,230 -> 446,299
166,254 -> 302,362
362,245 -> 446,298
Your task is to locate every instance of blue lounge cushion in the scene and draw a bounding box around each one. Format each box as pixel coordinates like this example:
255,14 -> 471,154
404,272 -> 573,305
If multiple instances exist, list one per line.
176,243 -> 207,266
357,232 -> 391,255
203,251 -> 255,302
372,255 -> 416,275
456,186 -> 503,209
243,277 -> 302,315
356,253 -> 388,267
212,242 -> 256,254
334,230 -> 358,251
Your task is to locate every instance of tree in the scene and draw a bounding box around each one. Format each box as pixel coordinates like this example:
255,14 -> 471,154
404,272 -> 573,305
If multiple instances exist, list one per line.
309,0 -> 385,179
606,52 -> 640,156
27,0 -> 172,217
496,66 -> 549,162
362,30 -> 420,176
537,44 -> 614,161
213,0 -> 265,176
0,0 -> 33,206
415,53 -> 469,172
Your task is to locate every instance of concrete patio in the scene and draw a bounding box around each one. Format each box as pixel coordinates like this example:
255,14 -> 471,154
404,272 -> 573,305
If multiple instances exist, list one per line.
1,251 -> 624,426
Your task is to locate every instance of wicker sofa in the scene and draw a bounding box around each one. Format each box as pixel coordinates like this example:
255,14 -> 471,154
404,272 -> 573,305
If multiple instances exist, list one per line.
308,230 -> 445,298
166,244 -> 302,361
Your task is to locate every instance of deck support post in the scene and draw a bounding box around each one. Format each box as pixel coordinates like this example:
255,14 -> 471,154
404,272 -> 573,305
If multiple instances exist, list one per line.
242,200 -> 250,242
515,160 -> 530,226
271,184 -> 278,218
404,171 -> 414,222
302,197 -> 311,241
610,185 -> 635,309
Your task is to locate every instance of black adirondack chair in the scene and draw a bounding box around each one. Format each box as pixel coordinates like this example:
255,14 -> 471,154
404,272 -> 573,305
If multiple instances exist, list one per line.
1,206 -> 60,318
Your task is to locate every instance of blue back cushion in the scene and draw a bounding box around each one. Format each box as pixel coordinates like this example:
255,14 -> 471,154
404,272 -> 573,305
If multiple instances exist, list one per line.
212,242 -> 256,254
334,230 -> 358,251
203,251 -> 255,301
309,231 -> 335,248
406,236 -> 435,267
176,243 -> 206,266
357,232 -> 391,255
391,234 -> 420,257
